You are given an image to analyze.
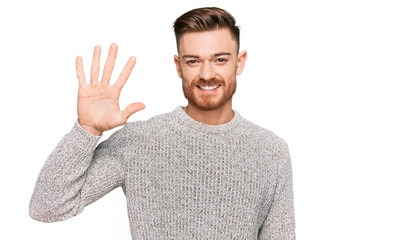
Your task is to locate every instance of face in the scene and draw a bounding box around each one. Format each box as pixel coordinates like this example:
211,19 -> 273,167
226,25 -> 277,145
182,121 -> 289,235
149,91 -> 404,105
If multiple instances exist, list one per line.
174,28 -> 247,111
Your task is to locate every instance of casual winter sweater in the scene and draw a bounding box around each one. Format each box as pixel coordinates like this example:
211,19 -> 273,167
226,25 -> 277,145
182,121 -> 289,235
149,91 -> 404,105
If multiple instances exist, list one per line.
29,106 -> 295,239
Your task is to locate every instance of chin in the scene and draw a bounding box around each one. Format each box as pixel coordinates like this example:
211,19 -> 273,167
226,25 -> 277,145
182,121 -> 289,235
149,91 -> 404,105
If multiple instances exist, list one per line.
188,94 -> 231,111
192,102 -> 225,111
182,80 -> 236,111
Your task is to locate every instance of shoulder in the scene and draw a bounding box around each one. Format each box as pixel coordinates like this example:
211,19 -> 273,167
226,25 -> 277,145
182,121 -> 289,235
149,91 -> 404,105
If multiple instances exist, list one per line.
237,115 -> 290,159
108,110 -> 176,140
239,116 -> 288,146
96,111 -> 172,151
236,114 -> 291,182
127,110 -> 176,134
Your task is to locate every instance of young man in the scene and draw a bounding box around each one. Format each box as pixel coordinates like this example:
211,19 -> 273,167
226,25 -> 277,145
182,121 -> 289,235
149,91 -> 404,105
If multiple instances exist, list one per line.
29,7 -> 296,239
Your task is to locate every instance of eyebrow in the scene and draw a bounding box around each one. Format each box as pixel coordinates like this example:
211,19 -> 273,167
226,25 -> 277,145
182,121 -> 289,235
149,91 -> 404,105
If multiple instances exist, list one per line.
182,52 -> 232,59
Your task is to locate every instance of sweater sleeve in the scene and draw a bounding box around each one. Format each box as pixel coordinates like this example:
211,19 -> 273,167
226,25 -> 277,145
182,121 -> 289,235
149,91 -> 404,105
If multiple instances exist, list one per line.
29,120 -> 126,222
258,141 -> 296,239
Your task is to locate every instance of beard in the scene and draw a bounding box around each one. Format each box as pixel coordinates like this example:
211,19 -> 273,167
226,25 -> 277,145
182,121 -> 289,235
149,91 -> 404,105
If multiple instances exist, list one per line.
182,77 -> 236,111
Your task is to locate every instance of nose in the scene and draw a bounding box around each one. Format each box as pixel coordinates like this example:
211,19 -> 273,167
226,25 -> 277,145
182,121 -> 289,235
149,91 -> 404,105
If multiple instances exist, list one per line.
199,62 -> 215,81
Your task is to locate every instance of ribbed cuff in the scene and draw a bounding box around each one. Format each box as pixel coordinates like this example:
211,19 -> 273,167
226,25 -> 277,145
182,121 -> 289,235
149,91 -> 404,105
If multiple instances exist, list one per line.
68,119 -> 102,152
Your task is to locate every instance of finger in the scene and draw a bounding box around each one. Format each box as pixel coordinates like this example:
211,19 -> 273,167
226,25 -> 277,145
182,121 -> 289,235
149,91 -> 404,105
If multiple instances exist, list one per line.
114,56 -> 136,90
91,45 -> 101,84
101,43 -> 118,84
121,102 -> 145,121
76,56 -> 86,86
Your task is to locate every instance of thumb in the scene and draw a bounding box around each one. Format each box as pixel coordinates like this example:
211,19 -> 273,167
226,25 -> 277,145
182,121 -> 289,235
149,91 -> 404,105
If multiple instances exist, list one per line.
121,102 -> 145,121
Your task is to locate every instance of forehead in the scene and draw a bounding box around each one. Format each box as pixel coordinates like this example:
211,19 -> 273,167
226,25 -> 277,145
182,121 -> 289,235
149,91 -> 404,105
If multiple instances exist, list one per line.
178,28 -> 237,57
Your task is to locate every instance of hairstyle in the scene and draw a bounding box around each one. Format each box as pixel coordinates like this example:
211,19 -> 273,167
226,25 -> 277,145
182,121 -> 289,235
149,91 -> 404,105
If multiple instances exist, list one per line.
173,7 -> 240,54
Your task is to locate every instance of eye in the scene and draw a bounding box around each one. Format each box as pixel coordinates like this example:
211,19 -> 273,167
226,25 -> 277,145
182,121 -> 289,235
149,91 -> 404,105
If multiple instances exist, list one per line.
216,58 -> 228,63
186,60 -> 198,64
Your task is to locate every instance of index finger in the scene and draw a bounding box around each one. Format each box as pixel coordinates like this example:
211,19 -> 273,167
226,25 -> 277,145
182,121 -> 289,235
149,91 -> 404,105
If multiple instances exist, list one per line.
114,56 -> 136,90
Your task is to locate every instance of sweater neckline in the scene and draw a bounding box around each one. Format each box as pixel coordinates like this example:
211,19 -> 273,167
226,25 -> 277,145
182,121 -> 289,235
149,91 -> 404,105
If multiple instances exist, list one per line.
173,106 -> 242,134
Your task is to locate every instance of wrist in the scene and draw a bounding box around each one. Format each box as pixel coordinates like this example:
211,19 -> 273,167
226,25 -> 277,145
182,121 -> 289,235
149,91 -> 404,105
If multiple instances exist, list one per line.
79,122 -> 103,136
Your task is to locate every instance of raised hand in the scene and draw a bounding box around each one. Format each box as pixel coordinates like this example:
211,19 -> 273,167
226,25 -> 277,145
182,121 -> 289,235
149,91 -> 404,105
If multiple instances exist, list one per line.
76,43 -> 145,136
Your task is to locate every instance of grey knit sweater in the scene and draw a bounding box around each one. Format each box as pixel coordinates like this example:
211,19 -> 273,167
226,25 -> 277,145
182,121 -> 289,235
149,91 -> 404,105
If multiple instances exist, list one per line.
29,106 -> 295,239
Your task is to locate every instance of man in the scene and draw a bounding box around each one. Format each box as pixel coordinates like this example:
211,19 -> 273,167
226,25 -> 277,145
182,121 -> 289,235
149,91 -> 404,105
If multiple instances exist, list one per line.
29,7 -> 296,239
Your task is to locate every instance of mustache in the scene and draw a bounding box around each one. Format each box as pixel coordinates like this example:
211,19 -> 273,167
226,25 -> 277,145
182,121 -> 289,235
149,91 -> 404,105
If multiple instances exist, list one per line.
191,78 -> 225,87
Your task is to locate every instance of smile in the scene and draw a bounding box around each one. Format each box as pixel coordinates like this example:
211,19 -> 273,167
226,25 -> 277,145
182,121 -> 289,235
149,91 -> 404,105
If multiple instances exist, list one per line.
197,85 -> 221,90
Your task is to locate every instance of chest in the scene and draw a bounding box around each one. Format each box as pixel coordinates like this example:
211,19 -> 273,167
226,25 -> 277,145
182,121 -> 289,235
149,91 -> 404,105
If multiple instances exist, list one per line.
121,139 -> 275,238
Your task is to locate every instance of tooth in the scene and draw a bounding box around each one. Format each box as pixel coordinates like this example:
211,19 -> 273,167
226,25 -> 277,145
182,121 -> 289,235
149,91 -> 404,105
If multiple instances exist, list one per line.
199,85 -> 219,90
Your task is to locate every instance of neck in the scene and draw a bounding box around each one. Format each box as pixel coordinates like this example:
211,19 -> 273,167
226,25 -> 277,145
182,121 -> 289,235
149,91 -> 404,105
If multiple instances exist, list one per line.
183,101 -> 234,125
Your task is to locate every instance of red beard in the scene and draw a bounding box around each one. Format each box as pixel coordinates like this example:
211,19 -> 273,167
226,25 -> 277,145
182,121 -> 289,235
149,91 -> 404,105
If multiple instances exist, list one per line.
182,77 -> 236,111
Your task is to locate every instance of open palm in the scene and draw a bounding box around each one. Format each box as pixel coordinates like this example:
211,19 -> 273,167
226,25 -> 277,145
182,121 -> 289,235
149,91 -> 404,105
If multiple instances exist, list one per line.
76,43 -> 145,136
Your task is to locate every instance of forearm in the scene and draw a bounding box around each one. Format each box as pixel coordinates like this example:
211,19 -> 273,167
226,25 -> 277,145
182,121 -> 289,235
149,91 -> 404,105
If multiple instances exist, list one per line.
29,120 -> 101,222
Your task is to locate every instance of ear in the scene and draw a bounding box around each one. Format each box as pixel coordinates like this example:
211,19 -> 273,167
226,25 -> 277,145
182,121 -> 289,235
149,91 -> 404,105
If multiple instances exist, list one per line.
236,51 -> 247,75
174,55 -> 183,78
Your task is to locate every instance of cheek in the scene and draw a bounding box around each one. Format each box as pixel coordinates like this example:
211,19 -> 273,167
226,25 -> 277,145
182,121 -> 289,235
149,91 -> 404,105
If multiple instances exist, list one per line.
182,69 -> 202,86
181,67 -> 197,79
218,67 -> 237,82
218,62 -> 237,75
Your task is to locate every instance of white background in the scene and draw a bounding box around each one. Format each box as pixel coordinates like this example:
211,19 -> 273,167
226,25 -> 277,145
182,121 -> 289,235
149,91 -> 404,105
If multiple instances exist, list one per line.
1,0 -> 414,239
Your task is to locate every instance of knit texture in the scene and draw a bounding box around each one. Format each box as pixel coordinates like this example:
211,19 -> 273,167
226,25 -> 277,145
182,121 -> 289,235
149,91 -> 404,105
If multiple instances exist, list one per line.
29,106 -> 295,239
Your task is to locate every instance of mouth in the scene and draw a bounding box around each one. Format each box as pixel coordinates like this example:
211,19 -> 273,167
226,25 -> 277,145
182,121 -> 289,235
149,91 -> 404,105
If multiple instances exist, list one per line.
197,85 -> 221,91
